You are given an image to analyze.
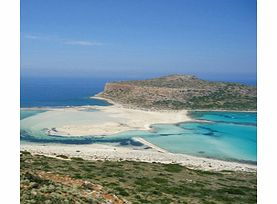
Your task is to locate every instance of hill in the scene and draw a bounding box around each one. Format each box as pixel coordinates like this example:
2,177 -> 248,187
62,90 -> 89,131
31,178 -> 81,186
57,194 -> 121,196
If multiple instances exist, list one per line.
97,74 -> 257,110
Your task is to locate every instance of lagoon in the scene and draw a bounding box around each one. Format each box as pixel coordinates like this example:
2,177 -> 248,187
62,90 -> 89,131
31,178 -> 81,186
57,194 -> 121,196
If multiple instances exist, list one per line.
20,109 -> 257,163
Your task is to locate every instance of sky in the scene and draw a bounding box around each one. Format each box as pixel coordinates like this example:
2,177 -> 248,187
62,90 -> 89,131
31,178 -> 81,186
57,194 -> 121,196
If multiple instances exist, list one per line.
21,0 -> 257,82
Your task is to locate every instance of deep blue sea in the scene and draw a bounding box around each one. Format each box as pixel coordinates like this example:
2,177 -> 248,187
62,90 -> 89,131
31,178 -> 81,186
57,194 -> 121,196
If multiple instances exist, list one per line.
20,77 -> 111,107
20,77 -> 257,163
20,77 -> 256,107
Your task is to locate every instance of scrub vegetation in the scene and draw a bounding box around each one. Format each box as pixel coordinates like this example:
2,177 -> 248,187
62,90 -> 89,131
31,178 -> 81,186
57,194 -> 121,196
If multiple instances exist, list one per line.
99,75 -> 257,111
21,151 -> 257,203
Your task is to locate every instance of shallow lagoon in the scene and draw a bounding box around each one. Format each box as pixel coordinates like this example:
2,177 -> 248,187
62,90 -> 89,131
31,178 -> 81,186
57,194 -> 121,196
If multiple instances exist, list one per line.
20,110 -> 257,163
20,109 -> 47,120
148,119 -> 257,162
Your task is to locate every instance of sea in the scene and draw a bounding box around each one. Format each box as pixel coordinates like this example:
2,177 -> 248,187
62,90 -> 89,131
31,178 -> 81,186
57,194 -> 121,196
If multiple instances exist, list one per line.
20,77 -> 257,163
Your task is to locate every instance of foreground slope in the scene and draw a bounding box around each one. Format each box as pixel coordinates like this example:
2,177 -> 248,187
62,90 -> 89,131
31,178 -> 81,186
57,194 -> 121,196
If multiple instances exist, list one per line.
97,74 -> 256,110
21,151 -> 256,204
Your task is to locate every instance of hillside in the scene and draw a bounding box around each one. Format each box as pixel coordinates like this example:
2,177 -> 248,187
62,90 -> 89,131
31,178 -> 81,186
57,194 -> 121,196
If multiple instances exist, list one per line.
21,151 -> 256,203
97,74 -> 257,110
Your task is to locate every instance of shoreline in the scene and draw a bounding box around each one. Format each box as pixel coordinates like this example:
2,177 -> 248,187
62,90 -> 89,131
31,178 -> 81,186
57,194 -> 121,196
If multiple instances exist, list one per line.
20,97 -> 257,172
20,106 -> 257,113
187,109 -> 257,113
21,103 -> 191,137
20,142 -> 256,172
21,94 -> 257,114
91,94 -> 117,106
90,95 -> 257,113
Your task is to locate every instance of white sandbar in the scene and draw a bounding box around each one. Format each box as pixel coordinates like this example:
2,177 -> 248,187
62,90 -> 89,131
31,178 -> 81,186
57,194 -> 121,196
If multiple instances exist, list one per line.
21,105 -> 191,137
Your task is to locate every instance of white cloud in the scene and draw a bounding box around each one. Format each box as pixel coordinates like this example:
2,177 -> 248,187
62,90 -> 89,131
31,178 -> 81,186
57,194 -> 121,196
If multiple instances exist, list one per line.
23,33 -> 102,46
64,40 -> 102,46
25,35 -> 40,39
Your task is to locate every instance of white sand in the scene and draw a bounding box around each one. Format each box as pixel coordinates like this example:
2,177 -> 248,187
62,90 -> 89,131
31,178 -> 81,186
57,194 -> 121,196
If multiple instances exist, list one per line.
20,142 -> 256,172
21,105 -> 191,136
20,100 -> 256,172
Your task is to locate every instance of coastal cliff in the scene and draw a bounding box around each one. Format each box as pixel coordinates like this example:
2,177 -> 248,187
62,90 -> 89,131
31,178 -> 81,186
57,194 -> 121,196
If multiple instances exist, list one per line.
97,74 -> 257,110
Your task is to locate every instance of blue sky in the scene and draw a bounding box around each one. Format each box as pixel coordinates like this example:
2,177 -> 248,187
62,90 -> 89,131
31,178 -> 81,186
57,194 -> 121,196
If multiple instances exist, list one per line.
21,0 -> 256,82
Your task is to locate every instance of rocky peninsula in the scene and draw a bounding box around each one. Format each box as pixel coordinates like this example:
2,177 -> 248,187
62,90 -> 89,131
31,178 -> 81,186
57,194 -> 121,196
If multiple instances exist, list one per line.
96,74 -> 257,111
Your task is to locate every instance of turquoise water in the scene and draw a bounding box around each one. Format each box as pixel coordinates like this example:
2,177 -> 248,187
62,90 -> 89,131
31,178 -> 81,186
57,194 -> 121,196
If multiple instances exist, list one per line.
145,112 -> 257,162
20,109 -> 47,120
20,110 -> 257,163
111,112 -> 257,163
190,111 -> 257,125
147,116 -> 257,162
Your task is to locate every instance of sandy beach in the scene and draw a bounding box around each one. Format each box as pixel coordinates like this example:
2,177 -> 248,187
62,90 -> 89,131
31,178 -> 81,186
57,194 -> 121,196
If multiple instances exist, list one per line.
20,141 -> 256,172
21,104 -> 191,137
20,98 -> 256,172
